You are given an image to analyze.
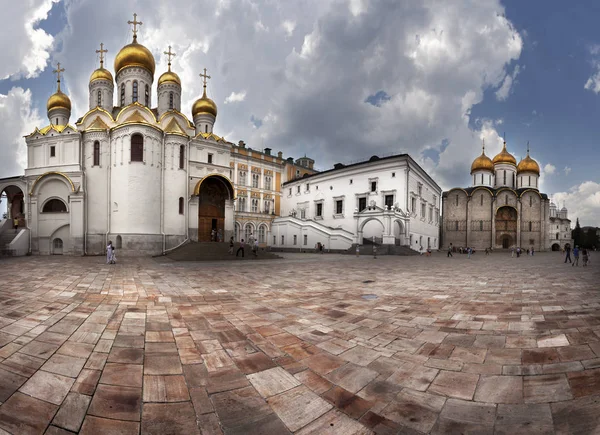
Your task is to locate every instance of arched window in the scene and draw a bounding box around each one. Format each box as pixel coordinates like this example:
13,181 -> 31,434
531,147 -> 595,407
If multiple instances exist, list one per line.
179,145 -> 185,169
42,199 -> 67,213
234,223 -> 240,241
244,224 -> 253,243
205,125 -> 208,133
528,175 -> 531,186
132,81 -> 139,102
145,84 -> 149,106
116,235 -> 122,249
131,134 -> 143,162
251,198 -> 259,213
556,233 -> 559,240
481,174 -> 483,184
479,220 -> 483,231
97,90 -> 102,107
93,141 -> 100,166
258,225 -> 266,243
178,197 -> 184,215
120,83 -> 125,105
169,92 -> 174,109
529,221 -> 532,231
503,170 -> 506,185
237,197 -> 246,212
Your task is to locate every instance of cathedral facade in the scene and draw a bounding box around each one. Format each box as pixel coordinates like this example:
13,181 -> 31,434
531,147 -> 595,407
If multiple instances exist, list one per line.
442,141 -> 572,251
0,16 -> 313,256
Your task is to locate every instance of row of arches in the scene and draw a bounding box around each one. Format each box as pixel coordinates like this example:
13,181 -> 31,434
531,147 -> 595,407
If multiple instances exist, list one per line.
234,222 -> 269,244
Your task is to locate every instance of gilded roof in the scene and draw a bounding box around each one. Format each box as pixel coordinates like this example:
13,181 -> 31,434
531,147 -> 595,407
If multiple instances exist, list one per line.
492,142 -> 517,166
470,151 -> 494,174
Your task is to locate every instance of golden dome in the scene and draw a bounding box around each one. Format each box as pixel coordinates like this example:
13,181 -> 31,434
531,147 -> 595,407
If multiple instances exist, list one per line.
47,90 -> 71,112
158,70 -> 181,86
492,142 -> 517,166
517,145 -> 540,175
114,40 -> 155,76
192,88 -> 217,118
470,151 -> 494,174
89,67 -> 114,84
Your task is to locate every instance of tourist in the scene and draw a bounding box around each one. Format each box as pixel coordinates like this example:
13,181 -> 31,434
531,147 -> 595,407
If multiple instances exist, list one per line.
228,236 -> 234,255
511,247 -> 515,258
236,239 -> 245,257
419,245 -> 423,255
564,245 -> 572,263
373,245 -> 377,259
426,247 -> 431,256
572,246 -> 580,267
447,243 -> 453,257
531,247 -> 535,256
253,238 -> 259,257
319,242 -> 324,254
582,248 -> 589,267
110,245 -> 117,264
516,247 -> 521,258
467,247 -> 472,259
217,229 -> 223,242
106,240 -> 113,264
211,229 -> 216,242
13,216 -> 18,230
485,248 -> 489,255
356,245 -> 360,257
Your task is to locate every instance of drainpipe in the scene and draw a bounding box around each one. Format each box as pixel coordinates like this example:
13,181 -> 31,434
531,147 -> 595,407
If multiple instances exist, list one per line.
81,131 -> 87,255
161,135 -> 166,253
105,128 -> 111,248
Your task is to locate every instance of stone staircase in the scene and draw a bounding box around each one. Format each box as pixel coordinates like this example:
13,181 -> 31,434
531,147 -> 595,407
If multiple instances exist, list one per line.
163,242 -> 282,261
0,229 -> 19,256
345,243 -> 419,256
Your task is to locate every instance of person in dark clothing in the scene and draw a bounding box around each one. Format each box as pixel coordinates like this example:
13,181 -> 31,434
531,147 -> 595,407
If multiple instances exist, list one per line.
236,239 -> 245,257
564,245 -> 572,263
447,243 -> 453,257
228,237 -> 234,255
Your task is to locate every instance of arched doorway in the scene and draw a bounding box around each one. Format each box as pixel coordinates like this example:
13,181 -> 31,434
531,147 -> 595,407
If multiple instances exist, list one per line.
495,206 -> 517,249
1,185 -> 25,226
196,176 -> 234,242
52,238 -> 63,255
552,243 -> 560,251
359,218 -> 384,244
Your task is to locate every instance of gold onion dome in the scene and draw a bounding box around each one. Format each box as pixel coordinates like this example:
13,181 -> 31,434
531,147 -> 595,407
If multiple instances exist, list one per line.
114,40 -> 155,76
470,142 -> 494,173
47,90 -> 71,112
90,67 -> 113,83
517,145 -> 540,175
192,88 -> 217,118
492,141 -> 517,165
158,70 -> 181,86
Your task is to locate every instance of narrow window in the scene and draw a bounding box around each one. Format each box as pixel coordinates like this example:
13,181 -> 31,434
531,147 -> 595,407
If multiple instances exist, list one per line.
205,125 -> 208,133
120,83 -> 125,105
293,235 -> 297,245
97,90 -> 102,106
513,173 -> 515,187
131,134 -> 143,162
93,141 -> 100,166
132,81 -> 138,102
391,172 -> 395,178
489,175 -> 491,184
297,186 -> 300,194
505,195 -> 508,205
281,235 -> 284,245
50,146 -> 56,157
371,181 -> 377,192
178,197 -> 184,214
455,221 -> 459,231
456,195 -> 459,206
169,92 -> 174,109
316,203 -> 323,217
503,170 -> 506,185
349,179 -> 353,184
288,188 -> 291,195
359,197 -> 367,212
385,195 -> 394,209
303,235 -> 308,245
251,199 -> 258,213
480,220 -> 483,231
528,175 -> 531,186
336,200 -> 343,214
179,145 -> 185,169
145,84 -> 149,106
273,235 -> 276,245
480,194 -> 483,206
529,221 -> 532,231
208,153 -> 213,164
473,175 -> 476,185
56,118 -> 59,125
481,174 -> 484,184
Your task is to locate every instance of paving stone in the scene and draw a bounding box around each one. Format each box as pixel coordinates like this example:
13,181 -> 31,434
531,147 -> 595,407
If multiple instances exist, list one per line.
0,366 -> 28,402
268,385 -> 333,431
322,386 -> 375,419
19,340 -> 59,359
107,347 -> 144,364
339,345 -> 381,366
19,370 -> 75,405
1,352 -> 45,377
71,368 -> 102,395
522,348 -> 560,364
551,395 -> 600,434
145,354 -> 183,375
212,385 -> 273,429
294,369 -> 333,394
79,415 -> 140,435
143,375 -> 190,402
206,367 -> 250,394
51,392 -> 91,432
495,403 -> 554,435
428,371 -> 479,400
0,392 -> 58,435
474,375 -> 523,403
87,384 -> 142,421
232,351 -> 276,374
326,363 -> 379,394
100,363 -> 143,387
523,374 -> 573,403
247,366 -> 301,398
41,353 -> 86,378
386,361 -> 438,391
379,389 -> 446,433
296,409 -> 372,435
56,342 -> 95,359
302,352 -> 346,375
190,386 -> 213,415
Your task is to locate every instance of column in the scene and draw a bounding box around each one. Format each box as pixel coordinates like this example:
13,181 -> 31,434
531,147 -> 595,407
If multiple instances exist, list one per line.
224,199 -> 234,242
517,200 -> 522,247
70,193 -> 85,255
189,196 -> 198,241
30,196 -> 39,253
491,198 -> 496,248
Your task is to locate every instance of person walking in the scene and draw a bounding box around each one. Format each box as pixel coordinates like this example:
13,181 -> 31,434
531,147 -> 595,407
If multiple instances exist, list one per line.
572,246 -> 580,267
467,247 -> 472,259
228,236 -> 234,255
373,245 -> 377,259
253,238 -> 259,257
355,245 -> 360,257
564,245 -> 572,263
511,247 -> 515,258
110,245 -> 117,264
236,239 -> 245,257
13,216 -> 18,231
447,243 -> 453,257
319,243 -> 324,254
106,240 -> 113,264
582,248 -> 589,267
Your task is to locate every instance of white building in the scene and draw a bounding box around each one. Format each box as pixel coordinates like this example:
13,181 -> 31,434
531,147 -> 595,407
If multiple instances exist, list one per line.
271,155 -> 442,252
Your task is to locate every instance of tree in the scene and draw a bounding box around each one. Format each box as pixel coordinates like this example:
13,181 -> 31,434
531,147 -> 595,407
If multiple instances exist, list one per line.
572,218 -> 583,247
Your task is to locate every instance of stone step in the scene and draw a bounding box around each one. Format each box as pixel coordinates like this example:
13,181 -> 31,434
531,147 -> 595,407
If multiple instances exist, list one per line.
164,241 -> 282,261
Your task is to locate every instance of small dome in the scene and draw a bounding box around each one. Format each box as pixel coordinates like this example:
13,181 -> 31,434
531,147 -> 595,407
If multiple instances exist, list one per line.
493,142 -> 517,166
158,70 -> 181,86
114,40 -> 155,76
517,154 -> 540,175
550,201 -> 557,208
47,90 -> 71,112
561,206 -> 568,212
90,67 -> 114,84
470,150 -> 494,174
192,89 -> 217,118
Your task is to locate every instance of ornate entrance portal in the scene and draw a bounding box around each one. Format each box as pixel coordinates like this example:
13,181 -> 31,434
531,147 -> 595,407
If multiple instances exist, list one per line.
197,176 -> 234,242
495,206 -> 517,248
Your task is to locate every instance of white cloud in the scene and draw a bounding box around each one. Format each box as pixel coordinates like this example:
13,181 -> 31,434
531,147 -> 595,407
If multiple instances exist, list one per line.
543,163 -> 556,175
0,87 -> 44,176
224,91 -> 247,104
282,20 -> 296,38
552,181 -> 600,227
495,64 -> 520,101
564,166 -> 572,176
584,45 -> 600,93
0,0 -> 58,79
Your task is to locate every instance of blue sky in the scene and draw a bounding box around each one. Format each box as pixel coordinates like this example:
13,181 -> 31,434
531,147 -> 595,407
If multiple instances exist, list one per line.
1,1 -> 599,225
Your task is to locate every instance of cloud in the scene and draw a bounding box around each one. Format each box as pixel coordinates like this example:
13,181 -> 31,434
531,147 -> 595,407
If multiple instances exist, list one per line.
584,45 -> 600,93
365,90 -> 391,107
552,181 -> 600,227
224,91 -> 247,104
495,64 -> 520,101
0,0 -> 58,79
564,166 -> 572,176
282,20 -> 296,38
543,163 -> 556,175
0,87 -> 44,177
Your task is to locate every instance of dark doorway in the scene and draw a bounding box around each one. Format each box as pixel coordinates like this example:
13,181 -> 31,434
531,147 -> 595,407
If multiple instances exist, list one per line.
198,176 -> 230,242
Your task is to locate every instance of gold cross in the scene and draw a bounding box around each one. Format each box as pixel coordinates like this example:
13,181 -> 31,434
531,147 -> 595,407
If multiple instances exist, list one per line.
53,62 -> 65,91
128,13 -> 143,40
96,42 -> 108,68
164,46 -> 176,71
199,68 -> 211,88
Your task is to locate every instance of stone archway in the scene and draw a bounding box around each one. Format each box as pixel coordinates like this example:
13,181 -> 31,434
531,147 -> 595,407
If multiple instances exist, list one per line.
196,175 -> 234,242
495,206 -> 517,248
1,184 -> 25,226
552,243 -> 561,251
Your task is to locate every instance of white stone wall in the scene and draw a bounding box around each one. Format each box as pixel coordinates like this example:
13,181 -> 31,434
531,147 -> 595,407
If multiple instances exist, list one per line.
89,79 -> 114,112
494,163 -> 517,189
115,67 -> 153,107
157,83 -> 181,116
163,135 -> 188,236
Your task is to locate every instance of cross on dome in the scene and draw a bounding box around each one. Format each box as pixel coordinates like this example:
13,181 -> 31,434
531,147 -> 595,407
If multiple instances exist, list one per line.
96,43 -> 108,68
200,68 -> 211,89
128,13 -> 143,41
53,62 -> 65,91
164,46 -> 176,71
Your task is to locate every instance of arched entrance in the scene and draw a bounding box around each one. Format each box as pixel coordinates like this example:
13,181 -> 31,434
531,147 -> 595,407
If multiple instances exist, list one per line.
52,238 -> 63,255
552,243 -> 560,251
495,206 -> 517,249
195,175 -> 234,242
1,185 -> 25,226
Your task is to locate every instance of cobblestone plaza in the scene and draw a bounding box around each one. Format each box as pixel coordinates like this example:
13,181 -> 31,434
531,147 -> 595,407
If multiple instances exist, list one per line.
0,252 -> 598,434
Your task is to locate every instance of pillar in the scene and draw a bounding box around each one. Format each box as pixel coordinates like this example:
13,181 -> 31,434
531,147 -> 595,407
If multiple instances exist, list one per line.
189,196 -> 198,241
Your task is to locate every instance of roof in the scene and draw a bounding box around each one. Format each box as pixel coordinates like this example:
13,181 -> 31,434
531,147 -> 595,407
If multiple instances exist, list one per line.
442,186 -> 549,199
282,153 -> 440,191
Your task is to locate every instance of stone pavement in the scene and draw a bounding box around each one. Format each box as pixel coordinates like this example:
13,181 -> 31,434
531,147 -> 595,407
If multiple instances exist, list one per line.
0,251 -> 598,434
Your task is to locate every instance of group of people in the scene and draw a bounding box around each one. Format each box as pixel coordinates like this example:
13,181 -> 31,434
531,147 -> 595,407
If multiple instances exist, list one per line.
230,234 -> 259,258
510,247 -> 535,258
564,245 -> 591,267
446,244 -> 476,257
210,228 -> 223,242
105,241 -> 117,264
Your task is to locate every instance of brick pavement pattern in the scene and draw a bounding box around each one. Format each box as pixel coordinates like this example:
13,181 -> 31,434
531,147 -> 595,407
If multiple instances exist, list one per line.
0,251 -> 598,434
